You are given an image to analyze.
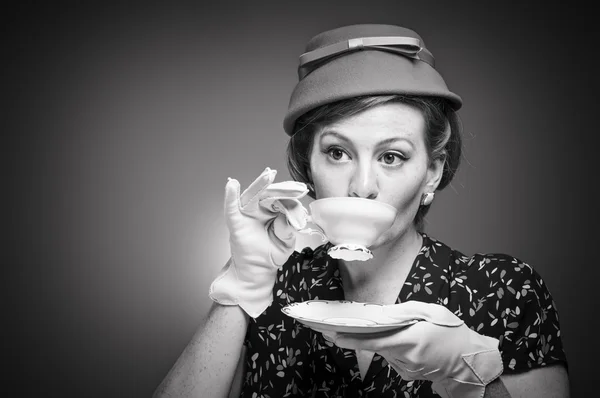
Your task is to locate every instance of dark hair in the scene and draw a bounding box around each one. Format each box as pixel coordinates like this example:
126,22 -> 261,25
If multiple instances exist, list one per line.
286,95 -> 462,231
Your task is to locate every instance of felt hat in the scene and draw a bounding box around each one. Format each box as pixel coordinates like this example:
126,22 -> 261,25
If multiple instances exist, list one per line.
283,24 -> 462,136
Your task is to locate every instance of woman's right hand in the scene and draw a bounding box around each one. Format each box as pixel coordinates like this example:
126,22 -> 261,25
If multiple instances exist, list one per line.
209,167 -> 308,318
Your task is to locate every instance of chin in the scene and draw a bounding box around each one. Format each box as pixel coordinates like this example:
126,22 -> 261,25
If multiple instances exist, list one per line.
369,224 -> 416,250
369,230 -> 397,249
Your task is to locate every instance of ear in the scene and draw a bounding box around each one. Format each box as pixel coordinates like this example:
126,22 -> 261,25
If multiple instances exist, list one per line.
424,154 -> 445,193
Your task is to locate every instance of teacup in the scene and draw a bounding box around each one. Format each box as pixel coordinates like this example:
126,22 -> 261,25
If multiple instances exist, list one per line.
299,197 -> 398,261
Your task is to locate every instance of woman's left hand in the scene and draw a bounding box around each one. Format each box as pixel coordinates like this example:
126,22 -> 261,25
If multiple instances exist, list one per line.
321,301 -> 504,398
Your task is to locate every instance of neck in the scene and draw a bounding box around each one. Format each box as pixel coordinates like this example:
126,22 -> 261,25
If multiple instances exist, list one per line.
339,229 -> 422,303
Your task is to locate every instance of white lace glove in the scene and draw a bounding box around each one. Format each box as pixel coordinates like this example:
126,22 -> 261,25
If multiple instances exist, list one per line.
209,167 -> 309,318
332,301 -> 504,398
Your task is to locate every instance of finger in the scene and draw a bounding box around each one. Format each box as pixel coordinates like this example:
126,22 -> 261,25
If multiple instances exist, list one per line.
318,330 -> 339,343
268,216 -> 296,267
383,300 -> 431,318
394,365 -> 426,381
384,301 -> 463,327
334,324 -> 422,352
259,181 -> 309,199
271,214 -> 295,243
260,197 -> 308,230
268,240 -> 292,268
224,177 -> 241,217
240,167 -> 277,208
378,350 -> 411,368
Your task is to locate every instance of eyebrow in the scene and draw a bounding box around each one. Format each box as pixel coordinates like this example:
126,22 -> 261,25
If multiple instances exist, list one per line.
320,130 -> 415,150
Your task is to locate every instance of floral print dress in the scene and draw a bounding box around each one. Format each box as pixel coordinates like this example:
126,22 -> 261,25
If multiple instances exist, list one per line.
239,233 -> 568,397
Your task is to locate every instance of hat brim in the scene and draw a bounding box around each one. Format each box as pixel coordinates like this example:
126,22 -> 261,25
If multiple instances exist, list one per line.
284,50 -> 462,136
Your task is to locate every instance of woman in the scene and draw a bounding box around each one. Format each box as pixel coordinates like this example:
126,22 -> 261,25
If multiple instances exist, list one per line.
154,24 -> 569,397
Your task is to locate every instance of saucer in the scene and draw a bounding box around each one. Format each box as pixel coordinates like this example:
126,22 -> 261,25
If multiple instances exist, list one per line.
281,300 -> 419,334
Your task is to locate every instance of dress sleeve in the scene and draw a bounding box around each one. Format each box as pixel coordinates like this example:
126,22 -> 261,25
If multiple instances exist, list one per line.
240,248 -> 316,397
495,255 -> 568,374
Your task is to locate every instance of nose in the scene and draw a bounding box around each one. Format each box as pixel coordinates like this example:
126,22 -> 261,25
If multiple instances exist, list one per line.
349,163 -> 379,199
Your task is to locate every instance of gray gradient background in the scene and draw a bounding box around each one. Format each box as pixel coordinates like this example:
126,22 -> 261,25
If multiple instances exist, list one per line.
6,1 -> 596,397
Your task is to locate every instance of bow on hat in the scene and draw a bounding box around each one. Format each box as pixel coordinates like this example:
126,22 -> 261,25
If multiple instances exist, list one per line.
298,36 -> 435,80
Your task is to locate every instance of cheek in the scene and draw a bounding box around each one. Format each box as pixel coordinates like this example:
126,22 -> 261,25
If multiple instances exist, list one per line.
373,200 -> 422,246
312,171 -> 347,199
371,174 -> 425,243
381,172 -> 424,210
310,156 -> 350,199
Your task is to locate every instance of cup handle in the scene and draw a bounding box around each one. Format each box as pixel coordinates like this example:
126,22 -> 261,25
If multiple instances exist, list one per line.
297,215 -> 328,242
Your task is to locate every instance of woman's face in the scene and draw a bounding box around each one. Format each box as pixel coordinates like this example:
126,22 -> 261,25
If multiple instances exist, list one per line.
309,102 -> 444,247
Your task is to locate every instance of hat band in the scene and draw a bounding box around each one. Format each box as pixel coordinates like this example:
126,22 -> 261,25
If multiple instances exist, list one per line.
298,36 -> 435,79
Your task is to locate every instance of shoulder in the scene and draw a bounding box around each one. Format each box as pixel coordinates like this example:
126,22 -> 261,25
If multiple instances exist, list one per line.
425,236 -> 567,372
402,235 -> 537,304
433,234 -> 556,319
430,235 -> 547,302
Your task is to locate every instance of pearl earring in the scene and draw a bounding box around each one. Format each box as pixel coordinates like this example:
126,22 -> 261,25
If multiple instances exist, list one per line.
421,192 -> 435,206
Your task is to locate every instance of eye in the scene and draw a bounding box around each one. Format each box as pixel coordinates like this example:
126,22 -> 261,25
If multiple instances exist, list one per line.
380,152 -> 405,165
325,146 -> 350,162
